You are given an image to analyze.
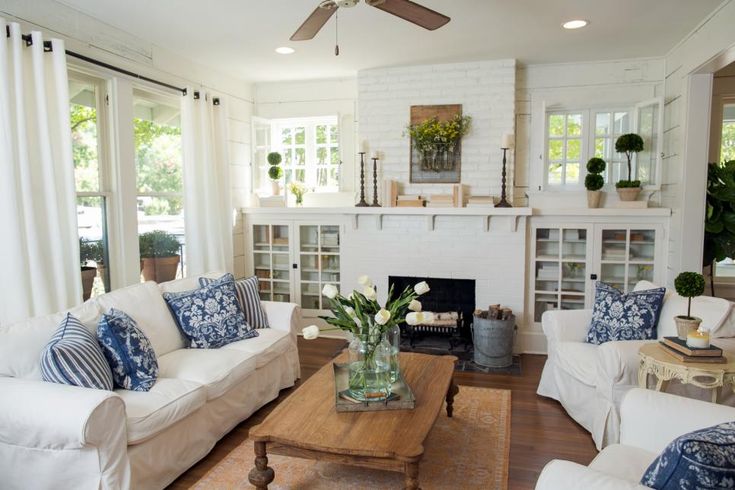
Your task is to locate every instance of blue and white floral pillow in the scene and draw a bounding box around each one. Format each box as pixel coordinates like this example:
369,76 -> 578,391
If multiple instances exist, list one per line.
641,421 -> 735,489
586,282 -> 666,345
97,308 -> 158,391
163,273 -> 258,349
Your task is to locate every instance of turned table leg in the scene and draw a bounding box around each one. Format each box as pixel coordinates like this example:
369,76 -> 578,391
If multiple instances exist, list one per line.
404,461 -> 420,490
446,377 -> 459,417
248,441 -> 274,490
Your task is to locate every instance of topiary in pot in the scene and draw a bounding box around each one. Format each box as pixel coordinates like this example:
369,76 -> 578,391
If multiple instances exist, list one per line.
673,271 -> 706,340
139,230 -> 181,283
267,152 -> 283,196
615,133 -> 644,201
585,157 -> 606,208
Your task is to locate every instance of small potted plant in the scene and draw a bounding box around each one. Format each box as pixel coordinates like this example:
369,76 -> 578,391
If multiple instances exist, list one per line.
615,133 -> 644,201
288,181 -> 307,206
139,230 -> 181,283
79,238 -> 98,300
267,151 -> 283,196
584,157 -> 606,208
673,271 -> 706,340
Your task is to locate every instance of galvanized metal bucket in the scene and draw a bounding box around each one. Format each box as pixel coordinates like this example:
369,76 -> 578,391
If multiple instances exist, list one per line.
471,315 -> 516,368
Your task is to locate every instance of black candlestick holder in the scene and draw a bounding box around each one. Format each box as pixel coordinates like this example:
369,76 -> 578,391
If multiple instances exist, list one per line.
370,157 -> 381,207
495,147 -> 512,208
355,152 -> 369,207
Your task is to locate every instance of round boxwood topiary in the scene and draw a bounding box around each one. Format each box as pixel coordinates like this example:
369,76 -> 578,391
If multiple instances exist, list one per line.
585,173 -> 604,191
268,165 -> 283,180
615,133 -> 644,154
674,271 -> 705,319
267,152 -> 282,166
586,157 -> 606,175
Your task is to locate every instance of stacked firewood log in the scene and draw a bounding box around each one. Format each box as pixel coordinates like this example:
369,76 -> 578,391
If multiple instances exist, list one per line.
474,304 -> 513,320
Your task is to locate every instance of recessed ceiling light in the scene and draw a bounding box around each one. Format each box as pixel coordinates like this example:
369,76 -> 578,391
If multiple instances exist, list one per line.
275,47 -> 295,55
562,19 -> 589,30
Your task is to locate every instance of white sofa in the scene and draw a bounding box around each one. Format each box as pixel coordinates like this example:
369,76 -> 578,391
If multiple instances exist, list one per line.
537,280 -> 735,449
0,275 -> 301,490
536,388 -> 735,489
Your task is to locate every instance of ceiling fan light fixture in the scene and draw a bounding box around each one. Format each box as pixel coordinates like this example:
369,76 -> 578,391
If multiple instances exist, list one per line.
562,19 -> 589,30
275,46 -> 295,54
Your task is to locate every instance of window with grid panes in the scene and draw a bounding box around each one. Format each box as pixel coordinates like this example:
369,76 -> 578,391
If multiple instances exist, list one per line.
546,112 -> 583,186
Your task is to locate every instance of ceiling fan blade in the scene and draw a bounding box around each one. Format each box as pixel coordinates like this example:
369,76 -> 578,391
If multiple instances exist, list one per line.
368,0 -> 450,31
290,5 -> 338,41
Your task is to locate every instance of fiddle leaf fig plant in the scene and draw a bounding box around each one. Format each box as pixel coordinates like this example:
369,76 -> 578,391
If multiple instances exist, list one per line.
704,160 -> 735,295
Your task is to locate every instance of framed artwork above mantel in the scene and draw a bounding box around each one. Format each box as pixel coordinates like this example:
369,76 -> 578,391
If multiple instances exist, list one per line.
409,104 -> 463,184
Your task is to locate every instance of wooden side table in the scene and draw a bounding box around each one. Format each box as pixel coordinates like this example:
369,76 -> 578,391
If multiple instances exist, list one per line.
638,343 -> 735,403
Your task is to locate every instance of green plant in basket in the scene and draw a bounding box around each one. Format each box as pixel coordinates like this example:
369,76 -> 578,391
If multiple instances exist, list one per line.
139,230 -> 180,258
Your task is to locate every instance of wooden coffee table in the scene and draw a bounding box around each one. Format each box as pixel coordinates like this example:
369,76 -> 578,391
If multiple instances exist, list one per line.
248,352 -> 458,490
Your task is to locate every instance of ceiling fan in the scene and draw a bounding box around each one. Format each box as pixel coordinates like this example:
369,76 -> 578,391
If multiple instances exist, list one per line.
290,0 -> 450,42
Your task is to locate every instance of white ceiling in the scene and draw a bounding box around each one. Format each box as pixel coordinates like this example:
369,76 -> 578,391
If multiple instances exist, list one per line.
55,0 -> 722,82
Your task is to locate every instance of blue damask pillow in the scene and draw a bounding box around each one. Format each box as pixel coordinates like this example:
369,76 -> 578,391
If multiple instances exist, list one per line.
641,422 -> 735,489
586,282 -> 666,345
97,309 -> 158,391
199,274 -> 269,329
163,273 -> 258,349
41,313 -> 114,391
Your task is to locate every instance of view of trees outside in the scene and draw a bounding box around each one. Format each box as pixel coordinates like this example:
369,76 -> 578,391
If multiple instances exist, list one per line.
548,113 -> 582,185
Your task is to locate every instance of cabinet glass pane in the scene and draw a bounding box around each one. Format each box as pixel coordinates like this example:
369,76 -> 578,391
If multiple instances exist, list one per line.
628,264 -> 654,291
536,228 -> 559,259
321,254 -> 340,273
535,261 -> 559,292
321,225 -> 340,252
300,225 -> 319,252
301,282 -> 321,310
253,253 -> 271,275
272,225 -> 289,252
321,269 -> 340,283
601,263 -> 626,291
258,280 -> 272,301
561,262 -> 585,293
300,254 -> 320,281
562,228 -> 586,260
601,230 -> 627,261
273,281 -> 290,302
253,225 -> 270,251
629,230 -> 655,262
560,297 -> 586,310
535,294 -> 558,322
272,253 -> 289,272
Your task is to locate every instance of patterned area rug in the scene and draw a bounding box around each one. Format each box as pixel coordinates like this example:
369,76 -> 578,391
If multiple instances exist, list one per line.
190,387 -> 511,489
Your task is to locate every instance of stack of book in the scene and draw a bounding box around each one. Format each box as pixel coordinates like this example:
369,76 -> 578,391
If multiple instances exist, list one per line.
466,196 -> 495,208
258,196 -> 286,208
396,195 -> 425,207
426,194 -> 454,208
659,336 -> 725,363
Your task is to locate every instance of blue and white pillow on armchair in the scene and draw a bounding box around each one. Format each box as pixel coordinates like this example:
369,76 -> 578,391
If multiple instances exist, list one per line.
586,282 -> 666,345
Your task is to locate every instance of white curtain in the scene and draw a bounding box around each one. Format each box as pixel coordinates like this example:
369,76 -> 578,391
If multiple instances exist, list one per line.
0,20 -> 80,326
181,90 -> 233,276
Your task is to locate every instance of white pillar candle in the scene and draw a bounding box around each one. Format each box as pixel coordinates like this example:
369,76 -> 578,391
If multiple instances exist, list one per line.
501,133 -> 514,149
686,330 -> 710,349
361,140 -> 369,153
371,151 -> 380,160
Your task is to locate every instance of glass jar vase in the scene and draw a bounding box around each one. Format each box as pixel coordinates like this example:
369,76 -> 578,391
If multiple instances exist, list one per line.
347,334 -> 391,402
385,324 -> 401,383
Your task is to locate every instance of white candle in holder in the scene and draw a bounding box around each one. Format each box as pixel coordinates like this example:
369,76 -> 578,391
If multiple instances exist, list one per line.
371,151 -> 379,160
501,133 -> 514,149
686,330 -> 710,349
361,140 -> 369,154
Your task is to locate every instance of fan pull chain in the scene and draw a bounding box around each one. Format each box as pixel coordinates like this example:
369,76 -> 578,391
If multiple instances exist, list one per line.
335,9 -> 340,56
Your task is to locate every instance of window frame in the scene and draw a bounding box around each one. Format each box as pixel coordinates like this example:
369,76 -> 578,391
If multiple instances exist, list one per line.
711,95 -> 735,282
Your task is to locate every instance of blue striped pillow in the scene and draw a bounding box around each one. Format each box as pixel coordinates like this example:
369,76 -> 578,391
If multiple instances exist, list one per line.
41,313 -> 113,391
200,275 -> 269,329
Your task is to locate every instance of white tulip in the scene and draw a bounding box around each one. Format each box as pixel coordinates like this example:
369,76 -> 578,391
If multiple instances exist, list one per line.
408,299 -> 422,312
322,284 -> 339,299
344,306 -> 356,318
358,275 -> 373,287
414,281 -> 430,296
302,325 -> 320,340
374,309 -> 391,325
363,286 -> 377,300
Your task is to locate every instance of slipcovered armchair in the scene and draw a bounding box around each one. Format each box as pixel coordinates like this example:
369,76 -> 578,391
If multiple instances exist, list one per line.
535,388 -> 735,489
537,280 -> 735,449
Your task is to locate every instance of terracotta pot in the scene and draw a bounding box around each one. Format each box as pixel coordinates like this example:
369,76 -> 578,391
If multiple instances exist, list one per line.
141,256 -> 180,283
616,187 -> 641,202
587,190 -> 602,208
81,266 -> 97,300
674,316 -> 702,341
271,180 -> 281,196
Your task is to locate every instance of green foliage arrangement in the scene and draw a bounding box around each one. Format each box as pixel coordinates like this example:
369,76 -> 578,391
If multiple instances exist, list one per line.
704,161 -> 735,267
615,133 -> 644,186
139,230 -> 181,258
267,152 -> 283,181
405,115 -> 472,171
268,165 -> 284,180
79,238 -> 102,267
585,157 -> 606,191
674,271 -> 705,319
267,152 -> 282,166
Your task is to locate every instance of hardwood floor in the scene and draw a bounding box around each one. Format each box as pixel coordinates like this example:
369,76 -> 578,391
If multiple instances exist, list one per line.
169,338 -> 598,489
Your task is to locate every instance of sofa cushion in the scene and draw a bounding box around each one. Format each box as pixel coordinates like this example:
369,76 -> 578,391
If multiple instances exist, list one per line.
641,421 -> 735,489
41,313 -> 113,391
157,348 -> 257,400
590,444 -> 657,483
94,281 -> 185,356
162,273 -> 258,349
200,275 -> 269,329
116,378 -> 206,445
586,282 -> 666,345
158,272 -> 222,294
0,300 -> 101,380
222,328 -> 293,368
555,341 -> 599,386
98,309 -> 159,392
